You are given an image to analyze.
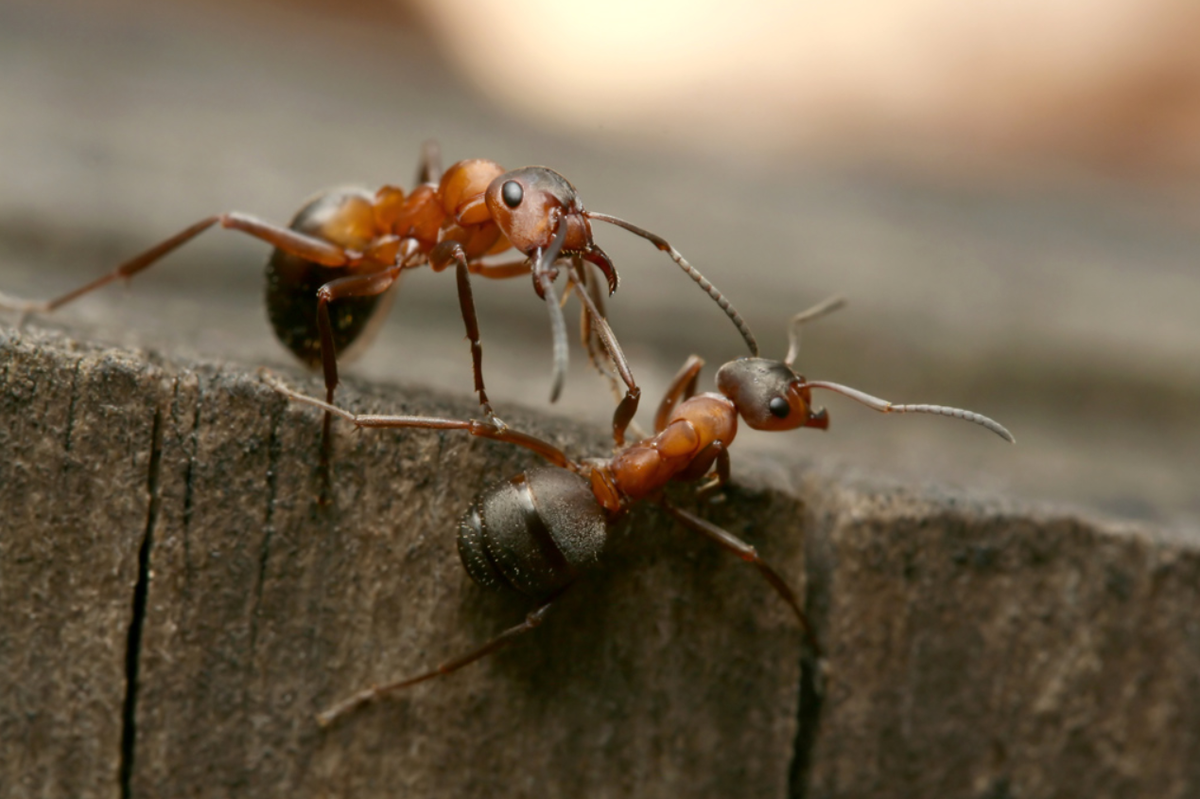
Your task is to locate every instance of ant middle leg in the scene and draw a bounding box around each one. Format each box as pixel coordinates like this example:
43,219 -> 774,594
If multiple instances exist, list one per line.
429,241 -> 501,423
661,502 -> 819,655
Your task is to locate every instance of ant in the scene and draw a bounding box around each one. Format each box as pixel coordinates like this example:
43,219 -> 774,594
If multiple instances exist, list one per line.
264,296 -> 1013,726
0,142 -> 756,460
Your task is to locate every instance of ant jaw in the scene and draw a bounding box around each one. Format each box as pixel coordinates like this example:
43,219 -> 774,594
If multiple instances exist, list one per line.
580,245 -> 618,295
803,405 -> 830,431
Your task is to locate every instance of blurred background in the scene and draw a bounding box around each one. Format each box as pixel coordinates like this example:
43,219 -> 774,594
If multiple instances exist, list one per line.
1,0 -> 1197,528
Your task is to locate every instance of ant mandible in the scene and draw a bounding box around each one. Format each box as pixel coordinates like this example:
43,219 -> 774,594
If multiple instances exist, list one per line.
0,142 -> 756,458
264,297 -> 1013,726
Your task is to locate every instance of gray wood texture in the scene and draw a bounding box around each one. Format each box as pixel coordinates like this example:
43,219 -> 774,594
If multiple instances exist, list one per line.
5,328 -> 1199,798
1,328 -> 808,798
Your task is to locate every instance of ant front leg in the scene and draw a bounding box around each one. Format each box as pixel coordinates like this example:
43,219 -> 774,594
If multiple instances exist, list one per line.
0,213 -> 353,316
568,264 -> 641,448
264,375 -> 574,469
469,260 -> 532,279
429,240 -> 501,424
577,260 -> 617,385
661,502 -> 819,655
693,441 -> 731,500
654,355 -> 705,434
317,596 -> 560,727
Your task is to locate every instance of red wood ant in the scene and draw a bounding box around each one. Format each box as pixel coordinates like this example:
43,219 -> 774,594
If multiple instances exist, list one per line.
0,142 -> 756,456
264,297 -> 1013,726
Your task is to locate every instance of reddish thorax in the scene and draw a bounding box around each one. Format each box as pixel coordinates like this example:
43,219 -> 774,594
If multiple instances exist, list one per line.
601,394 -> 739,507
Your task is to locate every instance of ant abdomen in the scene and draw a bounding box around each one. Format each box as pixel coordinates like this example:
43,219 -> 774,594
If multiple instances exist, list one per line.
265,188 -> 394,367
457,466 -> 608,602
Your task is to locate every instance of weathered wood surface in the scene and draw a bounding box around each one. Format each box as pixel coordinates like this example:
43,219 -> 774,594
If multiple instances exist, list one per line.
4,327 -> 1199,799
1,327 -> 808,798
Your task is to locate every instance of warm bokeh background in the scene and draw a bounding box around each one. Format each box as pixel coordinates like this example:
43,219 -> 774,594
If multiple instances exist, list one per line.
1,0 -> 1197,526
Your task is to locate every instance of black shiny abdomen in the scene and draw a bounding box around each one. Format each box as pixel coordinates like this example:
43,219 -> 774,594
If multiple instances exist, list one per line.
457,466 -> 608,601
264,188 -> 392,368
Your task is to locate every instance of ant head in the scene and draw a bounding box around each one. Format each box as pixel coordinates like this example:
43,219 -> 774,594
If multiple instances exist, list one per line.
486,167 -> 617,294
715,358 -> 829,432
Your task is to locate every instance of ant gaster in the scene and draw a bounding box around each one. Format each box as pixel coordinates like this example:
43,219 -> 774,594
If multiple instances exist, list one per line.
266,297 -> 1013,726
1,142 -> 756,458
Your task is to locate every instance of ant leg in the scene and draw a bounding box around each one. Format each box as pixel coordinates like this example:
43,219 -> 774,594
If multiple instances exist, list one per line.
654,355 -> 705,434
694,442 -> 731,500
572,258 -> 607,374
317,597 -> 560,727
568,266 -> 641,448
313,267 -> 403,482
470,259 -> 531,279
661,502 -> 819,654
429,242 -> 500,423
1,213 -> 354,315
264,374 -> 574,469
576,261 -> 647,442
579,264 -> 612,381
415,140 -> 443,185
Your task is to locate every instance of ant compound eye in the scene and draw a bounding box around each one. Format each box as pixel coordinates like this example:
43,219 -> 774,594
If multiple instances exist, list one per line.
501,180 -> 524,208
768,396 -> 791,419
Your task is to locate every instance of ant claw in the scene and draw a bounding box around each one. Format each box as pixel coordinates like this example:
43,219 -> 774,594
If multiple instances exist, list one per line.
258,369 -> 293,396
695,477 -> 726,502
0,292 -> 43,327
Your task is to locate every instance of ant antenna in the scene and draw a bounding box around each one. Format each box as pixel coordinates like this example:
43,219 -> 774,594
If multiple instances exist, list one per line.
585,212 -> 759,356
536,217 -> 571,402
784,295 -> 847,367
803,380 -> 1015,443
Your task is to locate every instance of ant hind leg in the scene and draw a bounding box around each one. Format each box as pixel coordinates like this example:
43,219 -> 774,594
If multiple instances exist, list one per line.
316,597 -> 561,727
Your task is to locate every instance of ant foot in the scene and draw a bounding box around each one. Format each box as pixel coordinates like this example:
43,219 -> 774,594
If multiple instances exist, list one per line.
257,369 -> 291,395
0,293 -> 47,327
695,476 -> 727,502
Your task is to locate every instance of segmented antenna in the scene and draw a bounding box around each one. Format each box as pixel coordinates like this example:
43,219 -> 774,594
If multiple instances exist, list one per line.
784,295 -> 847,367
586,212 -> 759,356
804,380 -> 1015,443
